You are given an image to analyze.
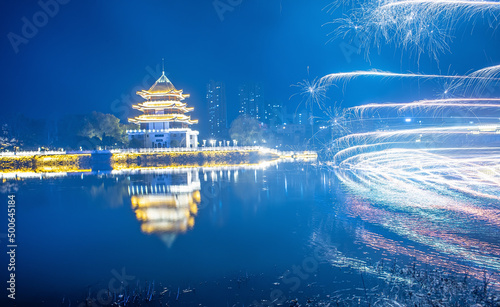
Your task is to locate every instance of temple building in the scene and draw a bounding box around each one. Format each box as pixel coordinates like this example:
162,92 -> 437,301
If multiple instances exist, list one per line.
127,70 -> 199,148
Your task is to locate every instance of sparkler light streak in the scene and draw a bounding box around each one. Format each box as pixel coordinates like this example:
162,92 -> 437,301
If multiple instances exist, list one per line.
311,214 -> 500,304
317,0 -> 500,287
321,70 -> 466,85
464,64 -> 500,95
381,0 -> 500,9
356,227 -> 500,289
332,126 -> 500,165
329,0 -> 500,60
320,66 -> 500,91
330,94 -> 500,164
324,86 -> 500,290
350,97 -> 500,116
334,157 -> 500,288
330,146 -> 500,285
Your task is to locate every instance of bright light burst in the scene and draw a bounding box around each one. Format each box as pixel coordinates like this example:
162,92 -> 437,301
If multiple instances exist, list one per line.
308,2 -> 500,284
292,77 -> 328,111
333,147 -> 500,287
329,0 -> 500,61
322,71 -> 500,288
330,109 -> 500,284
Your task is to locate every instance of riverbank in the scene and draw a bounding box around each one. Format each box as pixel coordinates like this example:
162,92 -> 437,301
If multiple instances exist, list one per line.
0,147 -> 317,175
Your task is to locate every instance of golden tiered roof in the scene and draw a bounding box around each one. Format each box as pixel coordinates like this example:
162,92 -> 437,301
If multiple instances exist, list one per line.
132,102 -> 194,112
128,114 -> 198,125
128,71 -> 198,126
136,71 -> 190,100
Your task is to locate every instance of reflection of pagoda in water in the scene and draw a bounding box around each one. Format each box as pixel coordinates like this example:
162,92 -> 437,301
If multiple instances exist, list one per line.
129,170 -> 201,247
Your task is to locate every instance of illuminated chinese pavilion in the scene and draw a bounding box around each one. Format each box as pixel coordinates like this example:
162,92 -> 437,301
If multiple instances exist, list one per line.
127,69 -> 199,148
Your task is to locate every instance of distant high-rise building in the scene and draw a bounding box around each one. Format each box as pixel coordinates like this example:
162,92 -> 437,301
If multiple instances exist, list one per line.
263,100 -> 283,124
238,83 -> 264,120
294,109 -> 308,125
206,80 -> 227,139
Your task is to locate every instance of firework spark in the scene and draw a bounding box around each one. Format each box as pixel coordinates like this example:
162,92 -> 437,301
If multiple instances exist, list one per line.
292,77 -> 328,111
329,0 -> 500,60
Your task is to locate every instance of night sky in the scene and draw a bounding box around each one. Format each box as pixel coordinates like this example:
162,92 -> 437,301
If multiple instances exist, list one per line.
1,0 -> 500,131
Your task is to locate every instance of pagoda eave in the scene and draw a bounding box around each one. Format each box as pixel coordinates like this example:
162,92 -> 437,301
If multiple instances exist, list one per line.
132,104 -> 192,113
136,90 -> 188,100
134,101 -> 188,108
133,108 -> 193,114
129,117 -> 198,125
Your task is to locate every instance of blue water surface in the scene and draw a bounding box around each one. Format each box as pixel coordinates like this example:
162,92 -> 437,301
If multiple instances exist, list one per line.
1,162 -> 499,306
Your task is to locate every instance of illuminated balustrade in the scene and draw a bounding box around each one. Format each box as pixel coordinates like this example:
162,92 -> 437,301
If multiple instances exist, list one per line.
0,150 -> 67,157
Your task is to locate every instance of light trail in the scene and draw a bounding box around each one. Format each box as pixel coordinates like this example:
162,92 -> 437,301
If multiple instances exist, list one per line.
333,150 -> 500,288
381,0 -> 500,10
338,148 -> 500,200
350,97 -> 500,113
325,92 -> 500,290
333,125 -> 499,151
328,0 -> 500,60
320,67 -> 500,87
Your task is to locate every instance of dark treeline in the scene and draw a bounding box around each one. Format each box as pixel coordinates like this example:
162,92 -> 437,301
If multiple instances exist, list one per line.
0,112 -> 131,151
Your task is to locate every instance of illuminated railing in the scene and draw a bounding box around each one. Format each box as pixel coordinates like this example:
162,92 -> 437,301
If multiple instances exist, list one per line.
0,147 -> 318,159
126,128 -> 197,134
110,146 -> 264,154
0,150 -> 67,157
0,147 -> 317,159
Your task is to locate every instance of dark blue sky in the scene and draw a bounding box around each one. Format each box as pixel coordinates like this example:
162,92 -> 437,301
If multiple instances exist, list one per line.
1,0 -> 499,129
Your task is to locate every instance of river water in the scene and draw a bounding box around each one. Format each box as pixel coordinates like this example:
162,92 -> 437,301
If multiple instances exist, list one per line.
1,161 -> 499,306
